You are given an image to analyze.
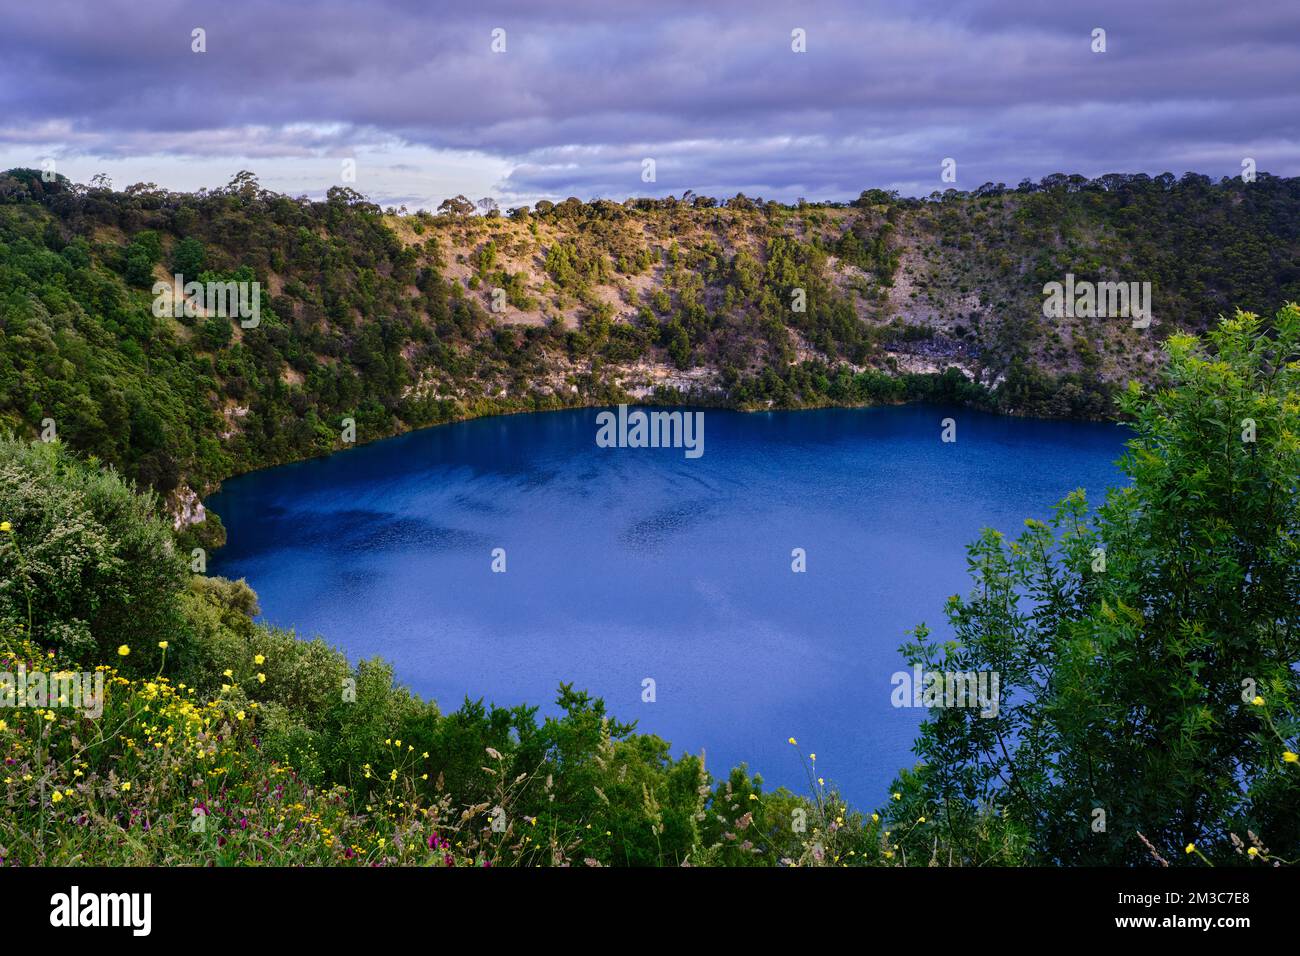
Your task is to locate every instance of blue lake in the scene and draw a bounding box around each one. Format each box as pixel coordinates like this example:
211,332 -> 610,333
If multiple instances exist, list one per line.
206,404 -> 1129,806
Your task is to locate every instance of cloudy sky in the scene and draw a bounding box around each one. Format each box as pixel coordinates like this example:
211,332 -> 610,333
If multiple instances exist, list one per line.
2,0 -> 1296,208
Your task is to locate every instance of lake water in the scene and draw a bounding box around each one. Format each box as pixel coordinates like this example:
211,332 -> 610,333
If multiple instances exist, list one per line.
206,404 -> 1129,806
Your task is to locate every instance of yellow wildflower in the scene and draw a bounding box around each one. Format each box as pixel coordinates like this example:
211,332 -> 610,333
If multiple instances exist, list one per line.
117,645 -> 130,657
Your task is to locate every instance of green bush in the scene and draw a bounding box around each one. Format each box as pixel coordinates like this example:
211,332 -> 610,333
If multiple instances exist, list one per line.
901,305 -> 1300,864
0,437 -> 187,665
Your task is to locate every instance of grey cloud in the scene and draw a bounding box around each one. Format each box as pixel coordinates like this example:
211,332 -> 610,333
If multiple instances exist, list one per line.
2,0 -> 1296,204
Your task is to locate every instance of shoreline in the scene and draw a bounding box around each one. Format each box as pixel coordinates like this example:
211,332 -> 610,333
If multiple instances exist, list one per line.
188,371 -> 1123,518
193,389 -> 1131,551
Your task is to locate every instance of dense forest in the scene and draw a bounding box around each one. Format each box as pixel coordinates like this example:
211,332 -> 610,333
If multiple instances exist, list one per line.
2,168 -> 1299,539
0,305 -> 1295,866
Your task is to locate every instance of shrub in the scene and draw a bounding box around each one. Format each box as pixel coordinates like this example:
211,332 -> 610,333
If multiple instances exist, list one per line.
902,306 -> 1300,864
0,437 -> 187,667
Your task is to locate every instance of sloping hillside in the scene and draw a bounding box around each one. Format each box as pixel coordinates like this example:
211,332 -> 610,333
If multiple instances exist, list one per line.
2,168 -> 1298,531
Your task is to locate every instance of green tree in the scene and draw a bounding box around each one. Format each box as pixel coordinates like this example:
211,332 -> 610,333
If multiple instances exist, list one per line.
172,236 -> 206,278
900,305 -> 1300,865
437,195 -> 474,217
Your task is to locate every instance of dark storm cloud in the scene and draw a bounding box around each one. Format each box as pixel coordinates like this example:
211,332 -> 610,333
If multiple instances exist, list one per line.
2,0 -> 1296,203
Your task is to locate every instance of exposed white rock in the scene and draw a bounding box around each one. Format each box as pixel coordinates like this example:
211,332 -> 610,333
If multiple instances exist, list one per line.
169,485 -> 206,531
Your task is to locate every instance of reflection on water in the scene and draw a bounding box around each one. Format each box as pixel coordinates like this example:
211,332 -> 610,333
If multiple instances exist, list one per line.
207,404 -> 1128,804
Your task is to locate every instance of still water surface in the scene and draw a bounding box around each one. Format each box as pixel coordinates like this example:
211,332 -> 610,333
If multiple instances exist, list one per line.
207,404 -> 1128,804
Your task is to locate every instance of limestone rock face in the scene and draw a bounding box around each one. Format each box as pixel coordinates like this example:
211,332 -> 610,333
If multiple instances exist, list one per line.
169,485 -> 206,531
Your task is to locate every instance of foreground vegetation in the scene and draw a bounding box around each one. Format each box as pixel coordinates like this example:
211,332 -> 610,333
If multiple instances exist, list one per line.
0,305 -> 1295,866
